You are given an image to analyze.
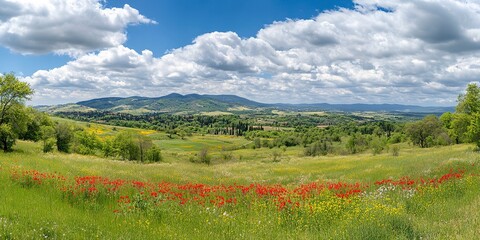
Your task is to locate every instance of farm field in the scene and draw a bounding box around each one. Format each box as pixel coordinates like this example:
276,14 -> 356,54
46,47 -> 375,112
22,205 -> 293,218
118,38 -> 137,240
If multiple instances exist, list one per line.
1,140 -> 479,239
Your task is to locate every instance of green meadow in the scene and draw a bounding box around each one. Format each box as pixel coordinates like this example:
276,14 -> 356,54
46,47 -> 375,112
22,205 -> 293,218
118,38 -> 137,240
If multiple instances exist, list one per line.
1,136 -> 479,239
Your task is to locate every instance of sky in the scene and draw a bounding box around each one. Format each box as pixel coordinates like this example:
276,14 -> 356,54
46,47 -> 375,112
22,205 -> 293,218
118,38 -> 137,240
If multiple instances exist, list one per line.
0,0 -> 479,106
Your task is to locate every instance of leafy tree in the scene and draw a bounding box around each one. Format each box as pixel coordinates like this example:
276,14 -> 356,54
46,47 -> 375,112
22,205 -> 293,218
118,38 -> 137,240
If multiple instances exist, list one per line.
405,115 -> 449,148
345,133 -> 368,154
72,130 -> 101,155
137,135 -> 153,162
113,131 -> 139,160
304,140 -> 331,156
39,126 -> 55,153
451,113 -> 471,144
370,136 -> 386,155
456,83 -> 480,114
102,139 -> 115,158
145,146 -> 162,162
467,112 -> 480,148
55,123 -> 74,153
0,124 -> 16,152
0,73 -> 33,151
20,108 -> 53,142
440,112 -> 454,129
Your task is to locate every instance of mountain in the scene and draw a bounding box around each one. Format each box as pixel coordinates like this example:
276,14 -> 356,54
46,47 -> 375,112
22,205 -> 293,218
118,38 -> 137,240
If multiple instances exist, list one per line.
272,103 -> 454,113
74,94 -> 267,113
38,93 -> 454,114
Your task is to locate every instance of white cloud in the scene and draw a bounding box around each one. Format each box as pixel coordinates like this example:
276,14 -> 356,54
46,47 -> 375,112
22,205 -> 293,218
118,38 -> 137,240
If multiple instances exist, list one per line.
0,0 -> 154,56
24,0 -> 480,106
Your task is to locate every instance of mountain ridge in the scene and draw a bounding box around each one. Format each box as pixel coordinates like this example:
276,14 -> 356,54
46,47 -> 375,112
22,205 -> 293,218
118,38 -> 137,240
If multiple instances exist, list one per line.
40,93 -> 454,114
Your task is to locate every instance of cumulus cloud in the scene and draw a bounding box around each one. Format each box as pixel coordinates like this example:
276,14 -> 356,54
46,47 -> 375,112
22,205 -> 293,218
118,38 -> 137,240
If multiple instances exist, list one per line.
0,0 -> 154,56
24,0 -> 480,105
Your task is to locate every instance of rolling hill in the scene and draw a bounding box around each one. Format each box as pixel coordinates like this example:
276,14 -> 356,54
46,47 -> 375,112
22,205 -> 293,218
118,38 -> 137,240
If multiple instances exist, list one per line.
37,93 -> 454,114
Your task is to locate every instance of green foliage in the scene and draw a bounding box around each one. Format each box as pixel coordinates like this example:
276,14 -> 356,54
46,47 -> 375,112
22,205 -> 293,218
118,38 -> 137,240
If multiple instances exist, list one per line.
346,133 -> 368,154
113,131 -> 140,161
456,83 -> 480,114
0,73 -> 34,151
39,126 -> 55,153
0,73 -> 34,125
102,139 -> 115,158
304,140 -> 331,156
220,147 -> 233,161
370,136 -> 387,155
72,130 -> 101,155
405,115 -> 450,148
0,123 -> 16,152
20,108 -> 53,142
253,137 -> 261,149
391,145 -> 400,156
467,112 -> 480,149
451,113 -> 471,144
197,147 -> 211,165
55,123 -> 73,153
145,146 -> 162,162
272,149 -> 282,162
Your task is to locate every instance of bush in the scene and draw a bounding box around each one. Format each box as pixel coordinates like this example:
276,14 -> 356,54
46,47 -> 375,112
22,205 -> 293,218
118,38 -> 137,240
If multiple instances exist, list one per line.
370,137 -> 386,155
304,140 -> 331,156
253,138 -> 261,149
198,147 -> 211,165
146,146 -> 162,162
43,138 -> 55,153
391,145 -> 400,156
272,150 -> 282,162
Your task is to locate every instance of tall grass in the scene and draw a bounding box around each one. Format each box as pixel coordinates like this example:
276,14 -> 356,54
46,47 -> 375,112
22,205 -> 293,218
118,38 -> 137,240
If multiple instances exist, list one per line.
0,141 -> 479,239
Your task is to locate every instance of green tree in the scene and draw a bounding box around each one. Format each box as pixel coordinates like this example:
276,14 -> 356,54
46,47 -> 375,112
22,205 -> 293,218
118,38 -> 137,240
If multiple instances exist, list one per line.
137,135 -> 153,162
454,84 -> 480,147
0,73 -> 34,152
145,146 -> 162,162
456,83 -> 480,114
113,131 -> 140,161
405,115 -> 449,148
451,113 -> 471,144
72,130 -> 101,155
467,112 -> 480,148
370,136 -> 386,155
20,108 -> 53,142
39,125 -> 55,153
102,139 -> 115,158
55,123 -> 73,153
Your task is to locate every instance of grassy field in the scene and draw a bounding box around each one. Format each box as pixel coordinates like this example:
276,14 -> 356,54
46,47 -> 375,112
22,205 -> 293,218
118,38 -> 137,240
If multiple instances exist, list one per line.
1,139 -> 480,239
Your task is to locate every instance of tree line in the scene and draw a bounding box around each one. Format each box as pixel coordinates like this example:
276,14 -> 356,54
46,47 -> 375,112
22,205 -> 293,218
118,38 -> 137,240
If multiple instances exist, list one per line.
0,73 -> 161,162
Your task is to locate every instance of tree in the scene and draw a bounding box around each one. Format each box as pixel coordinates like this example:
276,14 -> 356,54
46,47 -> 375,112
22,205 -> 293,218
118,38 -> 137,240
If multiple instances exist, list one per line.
451,113 -> 470,144
405,115 -> 449,148
55,123 -> 73,153
456,83 -> 480,114
454,83 -> 480,147
137,135 -> 153,162
145,146 -> 162,162
39,125 -> 55,153
113,131 -> 140,161
467,112 -> 480,148
0,73 -> 34,152
72,130 -> 101,155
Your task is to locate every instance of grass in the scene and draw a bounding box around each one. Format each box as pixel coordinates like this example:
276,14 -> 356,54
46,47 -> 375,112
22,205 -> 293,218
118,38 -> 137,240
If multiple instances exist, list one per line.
1,140 -> 480,239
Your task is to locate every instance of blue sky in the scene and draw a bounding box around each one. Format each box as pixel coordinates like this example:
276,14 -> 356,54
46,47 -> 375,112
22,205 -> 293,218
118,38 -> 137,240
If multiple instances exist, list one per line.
104,0 -> 354,56
0,0 -> 479,106
0,0 -> 353,76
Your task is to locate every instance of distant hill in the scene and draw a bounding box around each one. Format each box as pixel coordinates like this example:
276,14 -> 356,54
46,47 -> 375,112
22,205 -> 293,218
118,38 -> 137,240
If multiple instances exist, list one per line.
37,93 -> 454,114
